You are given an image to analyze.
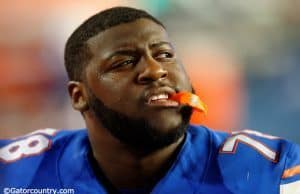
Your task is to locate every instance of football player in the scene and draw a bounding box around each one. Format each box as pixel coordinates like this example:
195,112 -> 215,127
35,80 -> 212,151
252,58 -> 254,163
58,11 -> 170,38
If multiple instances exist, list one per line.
1,6 -> 299,194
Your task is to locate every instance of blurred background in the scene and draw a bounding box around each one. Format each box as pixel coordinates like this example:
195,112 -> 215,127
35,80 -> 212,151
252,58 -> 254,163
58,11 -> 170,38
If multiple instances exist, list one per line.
0,0 -> 299,143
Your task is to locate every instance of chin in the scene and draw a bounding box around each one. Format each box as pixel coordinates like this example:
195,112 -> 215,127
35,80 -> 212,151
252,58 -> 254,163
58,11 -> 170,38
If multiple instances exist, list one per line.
87,89 -> 192,150
145,106 -> 182,124
148,114 -> 183,133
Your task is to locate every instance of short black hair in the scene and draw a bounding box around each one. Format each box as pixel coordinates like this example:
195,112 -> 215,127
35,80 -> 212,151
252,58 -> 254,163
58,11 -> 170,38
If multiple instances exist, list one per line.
64,6 -> 165,81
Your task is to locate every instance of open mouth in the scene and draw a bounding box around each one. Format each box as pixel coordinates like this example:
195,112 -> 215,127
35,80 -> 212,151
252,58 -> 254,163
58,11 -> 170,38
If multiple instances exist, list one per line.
146,93 -> 179,107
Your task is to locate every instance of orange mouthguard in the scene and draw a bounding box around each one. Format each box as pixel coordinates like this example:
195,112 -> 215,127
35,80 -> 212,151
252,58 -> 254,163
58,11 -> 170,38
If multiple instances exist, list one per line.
170,92 -> 207,115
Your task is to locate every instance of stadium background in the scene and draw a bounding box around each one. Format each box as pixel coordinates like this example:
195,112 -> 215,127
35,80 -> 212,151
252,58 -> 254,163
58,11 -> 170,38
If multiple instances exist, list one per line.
0,0 -> 299,143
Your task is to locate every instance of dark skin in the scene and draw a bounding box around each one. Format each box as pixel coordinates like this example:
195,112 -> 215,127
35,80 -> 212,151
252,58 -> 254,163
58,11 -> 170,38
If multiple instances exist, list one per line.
68,19 -> 193,189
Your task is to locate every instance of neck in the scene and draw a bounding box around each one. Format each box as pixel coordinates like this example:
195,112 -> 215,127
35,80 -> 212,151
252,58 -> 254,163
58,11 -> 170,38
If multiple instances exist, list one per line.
86,117 -> 185,189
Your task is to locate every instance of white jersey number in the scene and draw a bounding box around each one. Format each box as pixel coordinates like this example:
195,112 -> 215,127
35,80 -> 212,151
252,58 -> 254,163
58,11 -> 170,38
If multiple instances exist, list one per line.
220,130 -> 279,162
0,128 -> 57,163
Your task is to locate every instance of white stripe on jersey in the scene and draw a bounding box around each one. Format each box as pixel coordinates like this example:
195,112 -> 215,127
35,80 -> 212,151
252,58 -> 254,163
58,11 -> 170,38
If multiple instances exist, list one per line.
280,180 -> 300,194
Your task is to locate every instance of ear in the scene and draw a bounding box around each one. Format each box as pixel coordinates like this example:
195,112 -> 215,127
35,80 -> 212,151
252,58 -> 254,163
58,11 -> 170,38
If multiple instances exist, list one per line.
68,81 -> 89,112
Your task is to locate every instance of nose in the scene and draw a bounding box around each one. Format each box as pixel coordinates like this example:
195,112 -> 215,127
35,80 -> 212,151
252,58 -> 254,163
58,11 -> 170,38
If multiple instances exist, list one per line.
136,56 -> 168,84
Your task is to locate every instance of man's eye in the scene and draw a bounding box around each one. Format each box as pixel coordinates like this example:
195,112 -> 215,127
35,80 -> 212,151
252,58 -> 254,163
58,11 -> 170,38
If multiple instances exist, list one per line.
155,52 -> 174,60
111,59 -> 136,69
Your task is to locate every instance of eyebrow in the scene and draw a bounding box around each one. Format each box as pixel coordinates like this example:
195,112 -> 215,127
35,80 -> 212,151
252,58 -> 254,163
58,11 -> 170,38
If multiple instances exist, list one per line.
149,41 -> 173,49
106,49 -> 137,60
106,41 -> 173,60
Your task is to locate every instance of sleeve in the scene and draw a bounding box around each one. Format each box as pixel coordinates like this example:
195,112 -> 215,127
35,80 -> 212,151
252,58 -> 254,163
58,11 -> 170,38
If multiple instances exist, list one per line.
280,142 -> 300,194
0,128 -> 60,189
0,128 -> 58,163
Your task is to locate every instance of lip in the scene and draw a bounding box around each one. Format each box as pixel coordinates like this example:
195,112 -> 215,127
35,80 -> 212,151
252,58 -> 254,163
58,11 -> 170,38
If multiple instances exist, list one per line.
144,87 -> 179,107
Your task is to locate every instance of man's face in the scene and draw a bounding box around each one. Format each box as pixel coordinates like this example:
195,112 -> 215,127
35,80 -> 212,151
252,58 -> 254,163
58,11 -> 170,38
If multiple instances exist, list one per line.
84,18 -> 193,150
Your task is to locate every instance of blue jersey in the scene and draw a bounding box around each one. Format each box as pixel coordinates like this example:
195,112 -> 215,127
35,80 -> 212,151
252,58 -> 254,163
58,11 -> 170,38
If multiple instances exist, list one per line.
1,125 -> 300,194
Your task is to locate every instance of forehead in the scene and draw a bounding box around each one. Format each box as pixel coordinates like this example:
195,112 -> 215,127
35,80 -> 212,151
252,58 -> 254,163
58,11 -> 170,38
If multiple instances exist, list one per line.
87,18 -> 170,56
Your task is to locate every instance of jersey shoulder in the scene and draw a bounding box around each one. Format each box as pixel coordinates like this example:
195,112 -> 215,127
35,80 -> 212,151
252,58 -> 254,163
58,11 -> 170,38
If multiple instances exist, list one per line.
211,128 -> 300,193
0,128 -> 86,163
0,128 -> 87,188
188,125 -> 300,193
